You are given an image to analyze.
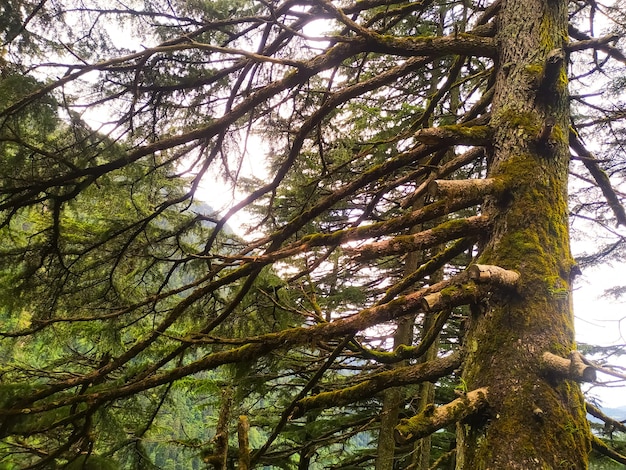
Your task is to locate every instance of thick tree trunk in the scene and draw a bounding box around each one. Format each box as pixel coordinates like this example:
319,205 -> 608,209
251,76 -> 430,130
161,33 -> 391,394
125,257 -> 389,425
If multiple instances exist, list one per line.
457,0 -> 591,468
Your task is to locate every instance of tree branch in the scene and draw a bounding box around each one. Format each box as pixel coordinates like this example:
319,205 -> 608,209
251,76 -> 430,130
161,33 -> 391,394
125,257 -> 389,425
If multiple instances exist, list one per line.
591,435 -> 626,465
414,125 -> 492,146
569,131 -> 626,226
291,352 -> 462,418
567,26 -> 626,64
542,351 -> 597,382
347,215 -> 491,260
586,402 -> 626,434
394,387 -> 489,444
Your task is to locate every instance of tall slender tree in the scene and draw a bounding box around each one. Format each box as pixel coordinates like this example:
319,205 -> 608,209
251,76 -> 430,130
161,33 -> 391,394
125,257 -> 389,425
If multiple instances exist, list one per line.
1,0 -> 626,468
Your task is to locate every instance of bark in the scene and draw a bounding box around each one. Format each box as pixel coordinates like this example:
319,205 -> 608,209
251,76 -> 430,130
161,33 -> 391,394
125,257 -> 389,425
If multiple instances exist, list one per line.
294,352 -> 462,417
542,351 -> 596,382
205,389 -> 232,469
350,215 -> 491,260
238,416 -> 251,470
457,0 -> 591,467
394,388 -> 489,445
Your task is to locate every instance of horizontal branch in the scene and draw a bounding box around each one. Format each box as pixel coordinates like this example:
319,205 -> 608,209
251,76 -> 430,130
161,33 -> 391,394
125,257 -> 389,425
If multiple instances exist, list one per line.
217,196 -> 488,266
427,177 -> 503,200
567,26 -> 626,64
414,125 -> 492,146
542,351 -> 596,382
368,33 -> 497,58
468,264 -> 520,289
403,147 -> 487,208
291,352 -> 462,418
394,387 -> 489,444
347,215 -> 491,260
420,283 -> 481,312
421,265 -> 518,312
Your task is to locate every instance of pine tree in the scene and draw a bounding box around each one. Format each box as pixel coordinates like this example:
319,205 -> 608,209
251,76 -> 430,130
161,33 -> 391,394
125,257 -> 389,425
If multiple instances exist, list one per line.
1,0 -> 626,468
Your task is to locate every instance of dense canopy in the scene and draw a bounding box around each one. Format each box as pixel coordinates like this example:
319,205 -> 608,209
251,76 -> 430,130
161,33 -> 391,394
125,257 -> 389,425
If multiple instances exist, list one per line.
1,0 -> 626,468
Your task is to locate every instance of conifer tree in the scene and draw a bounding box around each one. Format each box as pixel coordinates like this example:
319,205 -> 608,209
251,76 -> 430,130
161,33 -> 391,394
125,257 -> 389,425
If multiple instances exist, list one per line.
1,0 -> 626,468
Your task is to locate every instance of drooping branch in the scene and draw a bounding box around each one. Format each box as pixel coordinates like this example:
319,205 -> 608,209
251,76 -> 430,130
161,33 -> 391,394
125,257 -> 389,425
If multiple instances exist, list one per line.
291,352 -> 462,418
591,435 -> 626,465
569,131 -> 626,226
393,387 -> 489,444
586,402 -> 626,434
0,277 -> 469,416
541,351 -> 597,382
2,265 -> 518,420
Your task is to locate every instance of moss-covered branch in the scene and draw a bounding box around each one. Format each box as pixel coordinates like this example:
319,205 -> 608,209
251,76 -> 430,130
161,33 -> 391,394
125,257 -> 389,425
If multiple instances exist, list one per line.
591,435 -> 626,465
1,275 -> 479,416
347,215 -> 491,260
394,387 -> 489,444
368,33 -> 497,59
413,125 -> 492,146
291,352 -> 462,419
586,403 -> 626,434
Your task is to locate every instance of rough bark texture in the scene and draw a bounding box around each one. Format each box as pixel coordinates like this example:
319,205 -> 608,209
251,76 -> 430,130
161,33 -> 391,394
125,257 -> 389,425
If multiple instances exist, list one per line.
395,388 -> 489,445
457,0 -> 591,468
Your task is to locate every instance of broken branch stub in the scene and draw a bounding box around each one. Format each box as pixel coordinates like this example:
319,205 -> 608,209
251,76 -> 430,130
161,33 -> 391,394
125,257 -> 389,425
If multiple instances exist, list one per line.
394,387 -> 489,445
542,351 -> 596,382
468,264 -> 519,289
427,177 -> 500,200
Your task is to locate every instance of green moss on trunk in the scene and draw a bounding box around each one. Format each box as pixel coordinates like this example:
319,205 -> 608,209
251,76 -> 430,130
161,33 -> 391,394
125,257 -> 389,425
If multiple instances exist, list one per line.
457,0 -> 591,468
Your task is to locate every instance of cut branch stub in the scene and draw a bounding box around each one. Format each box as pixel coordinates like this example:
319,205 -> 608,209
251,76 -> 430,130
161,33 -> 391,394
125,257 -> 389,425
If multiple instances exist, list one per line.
468,264 -> 520,289
427,177 -> 503,200
421,283 -> 481,312
394,387 -> 489,445
542,351 -> 596,382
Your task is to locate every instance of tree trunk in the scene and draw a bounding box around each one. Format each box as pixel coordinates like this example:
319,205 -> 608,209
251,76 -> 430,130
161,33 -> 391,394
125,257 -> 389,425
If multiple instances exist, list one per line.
457,0 -> 591,468
375,315 -> 414,470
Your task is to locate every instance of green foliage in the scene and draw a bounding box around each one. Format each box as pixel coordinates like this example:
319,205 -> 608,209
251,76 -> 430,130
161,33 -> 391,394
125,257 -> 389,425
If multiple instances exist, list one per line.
0,0 -> 625,468
65,455 -> 120,470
